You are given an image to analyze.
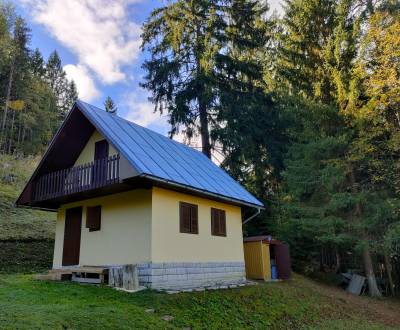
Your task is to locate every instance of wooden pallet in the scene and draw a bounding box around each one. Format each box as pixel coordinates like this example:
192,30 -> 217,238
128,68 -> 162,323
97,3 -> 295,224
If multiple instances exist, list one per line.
72,268 -> 108,284
48,266 -> 109,283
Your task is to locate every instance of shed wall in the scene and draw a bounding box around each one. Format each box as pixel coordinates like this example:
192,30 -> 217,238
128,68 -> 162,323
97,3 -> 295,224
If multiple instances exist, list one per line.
243,241 -> 271,280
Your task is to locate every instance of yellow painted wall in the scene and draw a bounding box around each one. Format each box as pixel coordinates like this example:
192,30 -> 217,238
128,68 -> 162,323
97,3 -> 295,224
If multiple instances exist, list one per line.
53,189 -> 152,268
262,243 -> 271,280
151,187 -> 245,263
244,241 -> 264,279
74,130 -> 118,166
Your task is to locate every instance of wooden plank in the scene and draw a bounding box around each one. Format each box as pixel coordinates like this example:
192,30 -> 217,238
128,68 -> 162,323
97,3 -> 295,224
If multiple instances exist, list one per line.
122,264 -> 138,291
116,155 -> 120,183
107,156 -> 111,182
51,267 -> 108,274
109,267 -> 123,287
109,265 -> 138,290
72,275 -> 102,284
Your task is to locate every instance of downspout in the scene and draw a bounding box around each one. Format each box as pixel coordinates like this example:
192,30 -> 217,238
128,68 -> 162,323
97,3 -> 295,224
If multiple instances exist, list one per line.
242,208 -> 261,225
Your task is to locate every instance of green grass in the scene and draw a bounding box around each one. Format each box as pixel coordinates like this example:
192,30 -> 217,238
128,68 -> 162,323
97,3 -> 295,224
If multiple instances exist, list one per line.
0,240 -> 54,274
0,154 -> 55,240
0,274 -> 398,330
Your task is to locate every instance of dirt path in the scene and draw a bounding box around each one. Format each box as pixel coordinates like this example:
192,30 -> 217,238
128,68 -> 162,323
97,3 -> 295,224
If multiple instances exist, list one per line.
294,275 -> 400,327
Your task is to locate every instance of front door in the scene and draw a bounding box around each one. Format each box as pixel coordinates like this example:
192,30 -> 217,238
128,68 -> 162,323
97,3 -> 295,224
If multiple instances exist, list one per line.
62,207 -> 82,266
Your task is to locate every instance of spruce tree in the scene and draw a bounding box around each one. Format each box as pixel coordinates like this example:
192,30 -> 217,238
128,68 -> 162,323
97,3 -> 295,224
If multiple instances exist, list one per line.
276,0 -> 337,103
141,0 -> 225,158
104,96 -> 117,114
214,0 -> 287,201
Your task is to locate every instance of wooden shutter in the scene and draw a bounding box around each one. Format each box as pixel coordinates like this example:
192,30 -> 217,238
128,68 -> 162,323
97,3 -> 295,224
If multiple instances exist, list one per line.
190,204 -> 198,234
86,205 -> 101,231
180,202 -> 198,234
211,208 -> 226,236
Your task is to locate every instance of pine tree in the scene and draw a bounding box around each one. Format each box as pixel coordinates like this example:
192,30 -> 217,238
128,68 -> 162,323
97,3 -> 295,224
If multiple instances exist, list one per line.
45,51 -> 64,91
214,0 -> 287,200
1,16 -> 31,153
104,96 -> 117,114
44,51 -> 78,119
273,0 -> 397,296
141,0 -> 225,158
0,5 -> 75,155
30,48 -> 45,78
276,0 -> 337,103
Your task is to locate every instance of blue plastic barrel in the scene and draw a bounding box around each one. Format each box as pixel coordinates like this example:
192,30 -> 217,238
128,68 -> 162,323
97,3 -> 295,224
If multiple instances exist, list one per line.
271,265 -> 278,280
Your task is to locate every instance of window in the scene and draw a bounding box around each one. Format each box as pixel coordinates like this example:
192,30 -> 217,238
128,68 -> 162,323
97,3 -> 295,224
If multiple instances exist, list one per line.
179,202 -> 198,234
211,208 -> 226,237
86,206 -> 101,231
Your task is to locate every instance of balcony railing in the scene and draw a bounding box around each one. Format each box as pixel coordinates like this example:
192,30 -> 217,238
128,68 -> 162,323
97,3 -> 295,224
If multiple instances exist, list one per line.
34,154 -> 120,202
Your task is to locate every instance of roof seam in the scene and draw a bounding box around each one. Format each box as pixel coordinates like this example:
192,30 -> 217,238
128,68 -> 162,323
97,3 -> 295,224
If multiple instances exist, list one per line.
102,110 -> 174,180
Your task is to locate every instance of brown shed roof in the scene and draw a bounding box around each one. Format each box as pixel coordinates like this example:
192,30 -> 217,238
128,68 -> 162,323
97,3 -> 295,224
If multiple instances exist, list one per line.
243,236 -> 282,245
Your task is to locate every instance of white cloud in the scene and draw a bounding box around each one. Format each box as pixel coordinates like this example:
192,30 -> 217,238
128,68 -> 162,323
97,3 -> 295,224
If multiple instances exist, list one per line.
64,64 -> 100,101
122,93 -> 169,129
22,0 -> 142,84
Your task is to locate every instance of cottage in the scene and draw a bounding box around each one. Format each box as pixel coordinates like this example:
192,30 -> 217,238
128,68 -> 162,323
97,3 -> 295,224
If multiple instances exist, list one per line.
17,100 -> 264,290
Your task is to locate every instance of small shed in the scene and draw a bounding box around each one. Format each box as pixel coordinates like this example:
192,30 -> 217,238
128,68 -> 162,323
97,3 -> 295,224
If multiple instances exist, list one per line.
243,236 -> 291,281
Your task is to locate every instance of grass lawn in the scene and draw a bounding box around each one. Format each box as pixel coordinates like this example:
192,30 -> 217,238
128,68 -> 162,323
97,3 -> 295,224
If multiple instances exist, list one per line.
0,274 -> 399,329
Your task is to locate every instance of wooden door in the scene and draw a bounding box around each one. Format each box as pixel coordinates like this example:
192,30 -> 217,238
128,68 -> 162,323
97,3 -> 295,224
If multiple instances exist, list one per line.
62,207 -> 82,266
262,243 -> 271,280
93,140 -> 109,185
94,140 -> 109,160
275,243 -> 291,280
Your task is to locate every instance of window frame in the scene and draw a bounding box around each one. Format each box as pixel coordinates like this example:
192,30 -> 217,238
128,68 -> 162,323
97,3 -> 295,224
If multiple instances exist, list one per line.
211,208 -> 227,237
86,205 -> 101,232
179,202 -> 198,234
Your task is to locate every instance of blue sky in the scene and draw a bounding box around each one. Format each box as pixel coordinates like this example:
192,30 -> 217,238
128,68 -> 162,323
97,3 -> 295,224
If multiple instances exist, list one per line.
16,0 -> 283,138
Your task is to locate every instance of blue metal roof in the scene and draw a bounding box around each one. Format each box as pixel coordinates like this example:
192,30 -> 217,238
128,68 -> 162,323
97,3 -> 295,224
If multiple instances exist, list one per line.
76,100 -> 264,208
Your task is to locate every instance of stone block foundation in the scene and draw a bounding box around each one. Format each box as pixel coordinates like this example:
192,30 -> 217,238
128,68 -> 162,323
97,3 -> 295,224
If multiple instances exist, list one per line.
135,262 -> 246,290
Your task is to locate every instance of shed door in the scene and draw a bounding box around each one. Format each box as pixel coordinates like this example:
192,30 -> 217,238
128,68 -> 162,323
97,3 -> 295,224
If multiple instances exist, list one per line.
62,207 -> 82,266
275,244 -> 291,280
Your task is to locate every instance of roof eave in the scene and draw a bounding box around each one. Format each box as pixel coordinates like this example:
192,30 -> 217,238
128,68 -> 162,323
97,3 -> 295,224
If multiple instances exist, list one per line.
16,104 -> 82,206
140,173 -> 265,209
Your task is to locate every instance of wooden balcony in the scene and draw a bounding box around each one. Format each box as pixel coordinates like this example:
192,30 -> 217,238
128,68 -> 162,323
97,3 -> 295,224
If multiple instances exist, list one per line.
33,154 -> 120,202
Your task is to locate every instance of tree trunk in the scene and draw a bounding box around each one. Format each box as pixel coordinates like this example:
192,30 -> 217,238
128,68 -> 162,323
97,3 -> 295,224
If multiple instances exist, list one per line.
1,57 -> 15,152
362,244 -> 382,297
7,109 -> 15,154
16,110 -> 22,153
199,99 -> 211,159
350,168 -> 381,297
384,253 -> 395,296
334,248 -> 341,273
194,17 -> 211,160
